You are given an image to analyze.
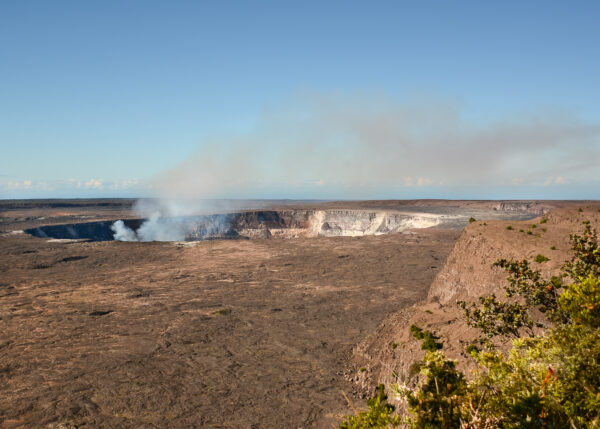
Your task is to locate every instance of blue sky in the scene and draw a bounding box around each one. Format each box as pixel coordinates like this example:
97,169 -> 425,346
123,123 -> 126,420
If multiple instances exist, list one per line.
1,1 -> 599,199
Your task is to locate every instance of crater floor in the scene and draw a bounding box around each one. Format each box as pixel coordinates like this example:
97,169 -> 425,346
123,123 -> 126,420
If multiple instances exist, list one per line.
0,217 -> 459,428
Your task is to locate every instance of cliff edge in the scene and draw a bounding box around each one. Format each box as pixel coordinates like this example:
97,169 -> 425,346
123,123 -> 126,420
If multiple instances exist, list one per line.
351,204 -> 600,397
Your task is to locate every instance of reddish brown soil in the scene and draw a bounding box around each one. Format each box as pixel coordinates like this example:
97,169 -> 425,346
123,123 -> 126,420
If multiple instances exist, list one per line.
0,203 -> 460,428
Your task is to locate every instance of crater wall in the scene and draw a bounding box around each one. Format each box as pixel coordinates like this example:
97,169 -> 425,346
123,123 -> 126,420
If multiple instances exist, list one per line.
24,209 -> 460,242
22,204 -> 546,242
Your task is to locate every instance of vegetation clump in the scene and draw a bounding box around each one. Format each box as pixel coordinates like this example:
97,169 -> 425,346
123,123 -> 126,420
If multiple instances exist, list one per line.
535,254 -> 549,263
506,225 -> 513,230
340,222 -> 600,428
409,324 -> 442,352
339,385 -> 402,428
469,217 -> 476,223
465,344 -> 478,355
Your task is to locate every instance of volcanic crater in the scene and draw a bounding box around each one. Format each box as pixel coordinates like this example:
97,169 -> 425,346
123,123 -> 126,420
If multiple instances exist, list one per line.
24,207 -> 529,242
0,199 -> 561,428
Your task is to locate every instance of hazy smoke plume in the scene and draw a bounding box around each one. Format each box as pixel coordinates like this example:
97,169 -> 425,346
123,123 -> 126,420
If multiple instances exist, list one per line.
152,92 -> 600,199
113,92 -> 600,241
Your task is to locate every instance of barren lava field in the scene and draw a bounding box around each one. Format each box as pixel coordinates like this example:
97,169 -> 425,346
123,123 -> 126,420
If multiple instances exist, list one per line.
0,199 -> 549,428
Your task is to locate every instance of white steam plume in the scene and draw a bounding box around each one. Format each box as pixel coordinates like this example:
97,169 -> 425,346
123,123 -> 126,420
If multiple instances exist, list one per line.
110,220 -> 138,241
111,202 -> 243,242
135,213 -> 188,242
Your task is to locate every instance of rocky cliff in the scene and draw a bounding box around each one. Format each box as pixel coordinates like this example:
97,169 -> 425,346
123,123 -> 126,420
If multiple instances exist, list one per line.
352,204 -> 600,398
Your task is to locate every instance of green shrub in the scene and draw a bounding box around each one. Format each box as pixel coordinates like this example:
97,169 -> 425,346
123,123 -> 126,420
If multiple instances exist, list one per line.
465,344 -> 479,355
400,351 -> 467,428
467,323 -> 600,427
541,218 -> 548,224
491,258 -> 563,321
551,245 -> 556,250
520,229 -> 524,232
469,217 -> 476,223
531,224 -> 537,228
459,294 -> 534,338
408,362 -> 421,378
339,384 -> 402,428
535,254 -> 549,263
563,222 -> 600,279
559,275 -> 600,327
410,325 -> 442,351
506,225 -> 513,230
527,231 -> 533,235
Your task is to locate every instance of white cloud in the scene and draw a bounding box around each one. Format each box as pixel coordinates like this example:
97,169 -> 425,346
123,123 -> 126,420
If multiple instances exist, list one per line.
2,179 -> 54,191
84,178 -> 103,189
37,181 -> 54,191
4,180 -> 29,190
417,177 -> 434,186
108,179 -> 140,190
121,179 -> 139,188
543,176 -> 568,186
405,177 -> 435,187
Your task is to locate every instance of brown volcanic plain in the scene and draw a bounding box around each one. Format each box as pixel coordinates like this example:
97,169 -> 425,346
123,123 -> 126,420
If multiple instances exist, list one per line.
0,199 -> 581,428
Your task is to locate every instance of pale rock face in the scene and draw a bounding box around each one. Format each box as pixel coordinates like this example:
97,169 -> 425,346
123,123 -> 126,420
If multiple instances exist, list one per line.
307,210 -> 445,237
232,209 -> 456,239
